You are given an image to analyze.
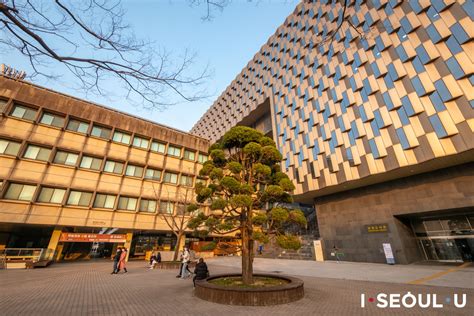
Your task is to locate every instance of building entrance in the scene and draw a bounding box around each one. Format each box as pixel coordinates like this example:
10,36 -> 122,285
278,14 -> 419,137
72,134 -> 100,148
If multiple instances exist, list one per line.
58,232 -> 128,261
410,212 -> 474,262
418,237 -> 474,262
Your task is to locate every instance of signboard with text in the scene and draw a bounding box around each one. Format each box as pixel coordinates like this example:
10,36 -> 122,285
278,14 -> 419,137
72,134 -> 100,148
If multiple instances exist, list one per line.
366,224 -> 389,233
383,243 -> 395,265
59,233 -> 126,243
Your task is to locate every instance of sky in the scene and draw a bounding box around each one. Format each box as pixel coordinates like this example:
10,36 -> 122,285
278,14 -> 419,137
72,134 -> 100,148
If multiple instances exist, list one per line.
2,0 -> 298,132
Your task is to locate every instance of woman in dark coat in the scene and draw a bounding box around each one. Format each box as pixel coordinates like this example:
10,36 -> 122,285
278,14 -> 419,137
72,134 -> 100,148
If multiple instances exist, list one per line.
193,258 -> 209,287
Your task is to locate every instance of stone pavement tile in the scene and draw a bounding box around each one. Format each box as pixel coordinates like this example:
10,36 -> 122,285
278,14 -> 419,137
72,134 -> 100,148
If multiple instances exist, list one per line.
206,257 -> 474,289
0,260 -> 472,316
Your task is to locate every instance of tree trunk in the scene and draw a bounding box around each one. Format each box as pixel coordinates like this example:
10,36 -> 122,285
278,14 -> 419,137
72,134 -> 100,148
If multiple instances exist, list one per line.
241,225 -> 254,285
173,233 -> 183,261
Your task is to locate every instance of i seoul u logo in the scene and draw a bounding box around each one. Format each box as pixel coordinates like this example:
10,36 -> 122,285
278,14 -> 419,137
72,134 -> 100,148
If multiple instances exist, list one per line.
360,293 -> 467,309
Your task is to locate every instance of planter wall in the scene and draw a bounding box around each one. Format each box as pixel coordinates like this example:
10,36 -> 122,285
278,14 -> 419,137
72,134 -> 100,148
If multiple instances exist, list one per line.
154,261 -> 196,270
195,273 -> 304,306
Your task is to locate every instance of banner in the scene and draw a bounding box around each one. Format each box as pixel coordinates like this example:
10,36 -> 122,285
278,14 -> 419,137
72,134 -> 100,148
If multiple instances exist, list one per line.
59,233 -> 126,243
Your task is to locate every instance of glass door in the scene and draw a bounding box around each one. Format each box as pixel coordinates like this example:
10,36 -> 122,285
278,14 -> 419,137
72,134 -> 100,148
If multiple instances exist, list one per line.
431,238 -> 462,261
419,239 -> 438,261
419,238 -> 465,262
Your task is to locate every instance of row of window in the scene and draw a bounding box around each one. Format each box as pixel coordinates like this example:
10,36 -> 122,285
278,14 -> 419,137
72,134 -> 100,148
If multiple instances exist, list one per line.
2,182 -> 188,214
7,103 -> 208,163
0,139 -> 195,186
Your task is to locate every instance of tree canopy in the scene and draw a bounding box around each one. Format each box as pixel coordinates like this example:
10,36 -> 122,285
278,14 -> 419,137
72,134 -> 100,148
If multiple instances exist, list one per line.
188,126 -> 306,284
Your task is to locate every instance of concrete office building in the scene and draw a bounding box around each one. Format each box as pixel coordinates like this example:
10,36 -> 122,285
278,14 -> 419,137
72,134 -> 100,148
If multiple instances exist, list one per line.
0,75 -> 209,261
192,0 -> 474,263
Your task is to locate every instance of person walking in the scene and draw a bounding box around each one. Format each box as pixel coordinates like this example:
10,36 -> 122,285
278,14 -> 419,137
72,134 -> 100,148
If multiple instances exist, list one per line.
193,258 -> 209,288
111,247 -> 122,274
176,249 -> 185,278
118,247 -> 128,273
332,245 -> 341,263
180,246 -> 191,279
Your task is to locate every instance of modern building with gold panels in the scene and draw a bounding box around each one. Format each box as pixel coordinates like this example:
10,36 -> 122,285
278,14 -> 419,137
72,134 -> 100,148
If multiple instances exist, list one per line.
192,0 -> 474,263
0,75 -> 210,261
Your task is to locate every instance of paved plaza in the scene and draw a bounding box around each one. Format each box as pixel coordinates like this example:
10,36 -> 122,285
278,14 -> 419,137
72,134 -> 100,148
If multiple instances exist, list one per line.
0,258 -> 473,315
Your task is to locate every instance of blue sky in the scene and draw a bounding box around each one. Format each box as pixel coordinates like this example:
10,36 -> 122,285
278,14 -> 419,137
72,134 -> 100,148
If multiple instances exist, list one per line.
3,0 -> 297,131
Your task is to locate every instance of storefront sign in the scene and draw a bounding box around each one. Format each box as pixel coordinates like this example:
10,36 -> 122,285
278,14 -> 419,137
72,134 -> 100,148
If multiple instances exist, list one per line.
367,224 -> 389,233
59,233 -> 126,243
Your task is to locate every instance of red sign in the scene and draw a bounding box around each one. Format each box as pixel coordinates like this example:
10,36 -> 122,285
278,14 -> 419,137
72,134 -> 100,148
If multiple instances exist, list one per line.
59,233 -> 126,243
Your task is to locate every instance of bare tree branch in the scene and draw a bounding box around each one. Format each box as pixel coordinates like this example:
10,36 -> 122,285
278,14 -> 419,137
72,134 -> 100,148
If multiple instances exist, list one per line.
187,0 -> 229,21
0,0 -> 211,110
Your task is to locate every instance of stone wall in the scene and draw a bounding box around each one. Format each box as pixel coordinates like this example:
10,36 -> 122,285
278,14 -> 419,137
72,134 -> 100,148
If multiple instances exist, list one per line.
315,163 -> 474,264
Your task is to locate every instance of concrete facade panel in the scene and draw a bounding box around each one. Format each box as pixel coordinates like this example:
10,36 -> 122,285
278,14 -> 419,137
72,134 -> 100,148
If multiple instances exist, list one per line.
0,76 -> 209,234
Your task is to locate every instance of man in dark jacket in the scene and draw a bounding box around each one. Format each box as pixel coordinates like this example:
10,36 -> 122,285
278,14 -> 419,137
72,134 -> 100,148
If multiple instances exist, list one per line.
111,247 -> 122,274
193,258 -> 209,287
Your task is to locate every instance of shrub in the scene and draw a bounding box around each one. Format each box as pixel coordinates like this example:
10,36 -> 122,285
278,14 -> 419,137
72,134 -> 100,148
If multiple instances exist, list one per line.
276,235 -> 301,250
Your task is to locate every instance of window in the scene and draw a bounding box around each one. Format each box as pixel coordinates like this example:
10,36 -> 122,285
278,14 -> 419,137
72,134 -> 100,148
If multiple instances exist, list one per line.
53,151 -> 79,166
118,196 -> 138,211
0,139 -> 21,156
4,183 -> 36,201
198,153 -> 208,164
183,150 -> 195,161
67,119 -> 89,134
396,128 -> 411,150
176,203 -> 186,215
368,139 -> 381,159
93,193 -> 116,209
159,201 -> 174,214
80,155 -> 102,170
112,131 -> 131,145
167,145 -> 181,157
163,172 -> 178,184
104,160 -> 124,174
125,165 -> 144,177
40,112 -> 65,128
132,136 -> 149,149
10,105 -> 37,121
196,178 -> 207,185
91,125 -> 111,139
145,168 -> 161,181
0,99 -> 7,113
429,114 -> 448,138
139,199 -> 156,213
180,175 -> 193,186
37,187 -> 66,204
150,141 -> 166,153
23,145 -> 51,161
67,191 -> 92,207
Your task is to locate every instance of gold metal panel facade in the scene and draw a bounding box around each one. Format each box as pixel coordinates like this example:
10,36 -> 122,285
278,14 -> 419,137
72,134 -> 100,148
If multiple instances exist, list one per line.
191,0 -> 474,197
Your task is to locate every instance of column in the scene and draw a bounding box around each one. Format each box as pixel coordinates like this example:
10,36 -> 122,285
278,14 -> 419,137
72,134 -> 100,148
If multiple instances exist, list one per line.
46,228 -> 63,261
124,232 -> 133,262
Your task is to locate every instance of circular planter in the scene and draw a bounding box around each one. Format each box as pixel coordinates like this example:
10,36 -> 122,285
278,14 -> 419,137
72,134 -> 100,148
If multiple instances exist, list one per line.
195,273 -> 304,306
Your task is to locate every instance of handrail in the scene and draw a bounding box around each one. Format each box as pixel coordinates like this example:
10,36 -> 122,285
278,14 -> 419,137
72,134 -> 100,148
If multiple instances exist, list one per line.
0,248 -> 44,251
0,248 -> 48,263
